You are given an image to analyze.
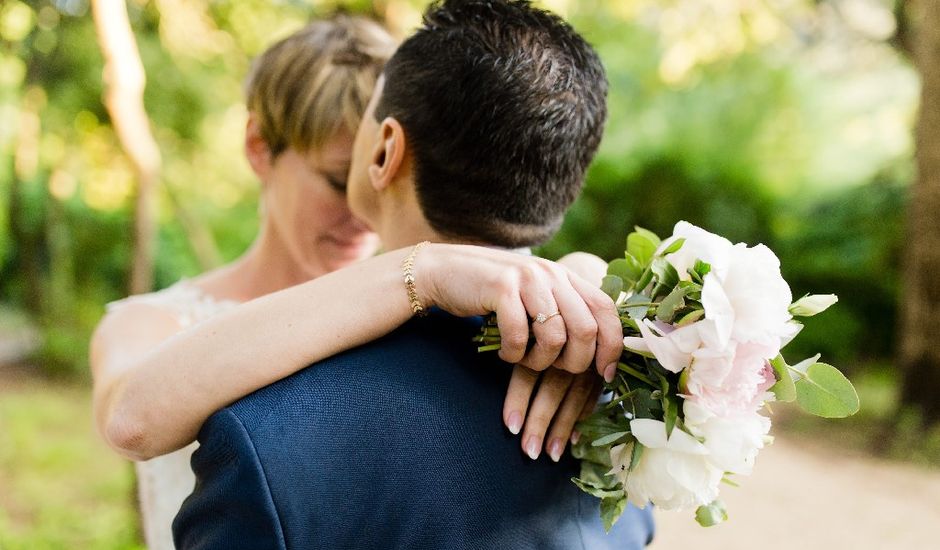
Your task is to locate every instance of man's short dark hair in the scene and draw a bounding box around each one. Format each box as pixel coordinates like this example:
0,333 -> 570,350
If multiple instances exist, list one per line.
376,0 -> 608,247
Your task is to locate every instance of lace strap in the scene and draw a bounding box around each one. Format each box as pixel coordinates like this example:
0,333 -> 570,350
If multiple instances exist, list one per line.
106,281 -> 239,329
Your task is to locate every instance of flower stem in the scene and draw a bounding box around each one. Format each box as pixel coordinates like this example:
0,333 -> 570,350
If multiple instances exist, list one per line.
617,363 -> 655,386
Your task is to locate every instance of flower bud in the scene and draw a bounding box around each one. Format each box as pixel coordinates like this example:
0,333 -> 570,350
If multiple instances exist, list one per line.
788,294 -> 838,317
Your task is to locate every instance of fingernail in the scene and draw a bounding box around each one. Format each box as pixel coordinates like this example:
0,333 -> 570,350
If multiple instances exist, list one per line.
548,439 -> 562,462
507,411 -> 522,435
525,436 -> 541,460
570,431 -> 580,445
603,363 -> 617,383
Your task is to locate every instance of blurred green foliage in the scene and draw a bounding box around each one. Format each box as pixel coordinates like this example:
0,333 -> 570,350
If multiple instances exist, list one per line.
0,376 -> 142,548
0,0 -> 917,379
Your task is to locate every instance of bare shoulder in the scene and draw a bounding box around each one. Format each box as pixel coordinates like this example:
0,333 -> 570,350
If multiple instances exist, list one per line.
90,299 -> 185,376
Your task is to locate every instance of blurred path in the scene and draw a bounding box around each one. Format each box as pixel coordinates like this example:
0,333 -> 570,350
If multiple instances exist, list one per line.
651,435 -> 940,549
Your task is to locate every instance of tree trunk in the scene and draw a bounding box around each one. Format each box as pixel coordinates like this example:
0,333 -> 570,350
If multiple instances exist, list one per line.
91,0 -> 161,295
899,0 -> 940,424
8,87 -> 46,313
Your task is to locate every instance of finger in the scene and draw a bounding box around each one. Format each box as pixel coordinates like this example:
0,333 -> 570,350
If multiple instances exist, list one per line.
520,369 -> 573,460
544,373 -> 598,461
568,273 -> 622,380
571,382 -> 602,445
549,278 -> 598,374
494,291 -> 530,365
516,273 -> 566,371
503,365 -> 539,435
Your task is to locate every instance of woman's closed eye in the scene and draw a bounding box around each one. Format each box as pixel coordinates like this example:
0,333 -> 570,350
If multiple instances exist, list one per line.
324,173 -> 348,194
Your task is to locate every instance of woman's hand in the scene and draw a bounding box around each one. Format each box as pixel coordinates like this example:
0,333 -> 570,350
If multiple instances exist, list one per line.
503,366 -> 601,461
419,244 -> 621,380
499,251 -> 611,461
420,245 -> 615,461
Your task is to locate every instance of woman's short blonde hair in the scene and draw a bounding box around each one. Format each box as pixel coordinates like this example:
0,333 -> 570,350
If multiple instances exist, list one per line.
245,15 -> 397,156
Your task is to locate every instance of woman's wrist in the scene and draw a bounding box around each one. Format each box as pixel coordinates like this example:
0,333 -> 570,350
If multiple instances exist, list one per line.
411,242 -> 441,311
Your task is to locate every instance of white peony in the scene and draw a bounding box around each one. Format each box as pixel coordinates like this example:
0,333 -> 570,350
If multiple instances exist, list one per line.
701,243 -> 793,348
659,221 -> 734,281
610,419 -> 723,511
683,400 -> 772,475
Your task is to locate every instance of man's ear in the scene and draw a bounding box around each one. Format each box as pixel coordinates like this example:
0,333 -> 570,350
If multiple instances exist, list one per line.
367,117 -> 406,192
245,113 -> 273,181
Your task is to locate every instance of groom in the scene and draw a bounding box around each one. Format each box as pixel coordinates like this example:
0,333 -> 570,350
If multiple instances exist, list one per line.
173,1 -> 654,548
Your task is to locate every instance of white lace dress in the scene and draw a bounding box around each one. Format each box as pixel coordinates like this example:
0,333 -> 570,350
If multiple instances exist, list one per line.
107,282 -> 239,550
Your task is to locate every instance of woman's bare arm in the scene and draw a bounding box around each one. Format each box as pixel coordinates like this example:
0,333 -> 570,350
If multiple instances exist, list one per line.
91,244 -> 621,461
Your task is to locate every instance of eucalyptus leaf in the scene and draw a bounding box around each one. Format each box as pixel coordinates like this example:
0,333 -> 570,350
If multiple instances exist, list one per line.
794,363 -> 860,418
624,293 -> 651,320
601,496 -> 628,533
656,285 -> 687,322
627,231 -> 659,267
609,257 -> 643,286
769,355 -> 796,402
572,477 -> 624,499
695,500 -> 728,527
572,442 -> 615,468
601,275 -> 624,301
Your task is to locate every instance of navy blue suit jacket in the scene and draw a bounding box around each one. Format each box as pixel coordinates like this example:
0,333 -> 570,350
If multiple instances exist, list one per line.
173,311 -> 654,549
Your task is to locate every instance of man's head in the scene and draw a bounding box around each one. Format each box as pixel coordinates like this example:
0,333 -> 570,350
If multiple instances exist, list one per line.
348,0 -> 608,249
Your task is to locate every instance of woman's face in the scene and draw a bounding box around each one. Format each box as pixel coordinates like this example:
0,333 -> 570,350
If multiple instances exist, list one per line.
260,130 -> 381,278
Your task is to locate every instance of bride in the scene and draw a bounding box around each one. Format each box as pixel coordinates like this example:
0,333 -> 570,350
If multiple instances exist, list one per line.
90,15 -> 620,550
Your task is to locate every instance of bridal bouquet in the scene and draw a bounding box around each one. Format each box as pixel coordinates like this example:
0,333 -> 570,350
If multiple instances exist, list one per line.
477,222 -> 859,530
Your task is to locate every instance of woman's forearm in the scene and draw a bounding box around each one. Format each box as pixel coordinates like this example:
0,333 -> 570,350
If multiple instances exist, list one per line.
102,247 -> 417,460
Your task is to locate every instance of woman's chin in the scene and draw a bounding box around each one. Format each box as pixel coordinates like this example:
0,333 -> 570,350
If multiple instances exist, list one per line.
326,239 -> 380,266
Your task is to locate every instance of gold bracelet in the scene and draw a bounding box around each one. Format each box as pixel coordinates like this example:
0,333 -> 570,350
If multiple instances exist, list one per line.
402,241 -> 430,317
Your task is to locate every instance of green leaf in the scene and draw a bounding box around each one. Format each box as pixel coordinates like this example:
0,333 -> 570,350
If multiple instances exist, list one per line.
601,275 -> 624,301
655,285 -> 687,322
624,293 -> 651,320
695,500 -> 728,527
769,355 -> 796,402
629,388 -> 658,419
628,441 -> 644,472
591,431 -> 631,447
663,398 -> 678,438
650,258 -> 680,298
601,496 -> 629,532
609,257 -> 643,287
794,363 -> 860,418
675,308 -> 705,326
627,230 -> 659,267
576,411 -> 630,439
572,452 -> 620,478
572,477 -> 624,499
661,237 -> 685,255
693,259 -> 712,279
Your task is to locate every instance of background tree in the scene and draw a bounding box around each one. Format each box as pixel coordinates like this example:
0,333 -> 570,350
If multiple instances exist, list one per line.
899,0 -> 940,424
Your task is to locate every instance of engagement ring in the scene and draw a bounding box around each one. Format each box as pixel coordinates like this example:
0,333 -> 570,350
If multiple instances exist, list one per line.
535,311 -> 561,324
